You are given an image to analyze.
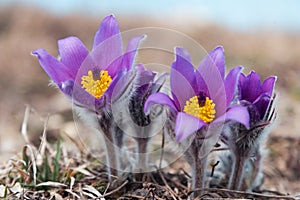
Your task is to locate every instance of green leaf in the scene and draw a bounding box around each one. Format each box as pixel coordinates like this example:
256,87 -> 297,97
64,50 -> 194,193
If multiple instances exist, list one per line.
41,154 -> 51,182
52,137 -> 61,181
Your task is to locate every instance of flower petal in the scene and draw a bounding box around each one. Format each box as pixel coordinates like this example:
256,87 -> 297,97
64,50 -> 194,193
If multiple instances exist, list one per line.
196,47 -> 227,116
93,14 -> 122,50
106,69 -> 127,102
92,15 -> 123,71
170,47 -> 196,110
32,48 -> 73,83
197,46 -> 225,79
253,93 -> 271,118
104,54 -> 124,77
194,70 -> 209,96
175,112 -> 206,142
144,93 -> 177,114
72,53 -> 99,86
122,35 -> 146,71
173,47 -> 195,85
215,105 -> 250,129
109,65 -> 155,103
224,66 -> 243,106
262,76 -> 277,96
59,80 -> 101,111
58,36 -> 89,79
175,46 -> 192,63
134,64 -> 156,88
238,73 -> 247,97
239,71 -> 262,103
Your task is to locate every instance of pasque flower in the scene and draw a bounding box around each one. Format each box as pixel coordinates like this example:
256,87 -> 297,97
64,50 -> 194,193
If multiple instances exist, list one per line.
127,65 -> 167,172
32,14 -> 144,112
109,63 -> 167,172
145,46 -> 249,142
221,71 -> 277,190
32,14 -> 145,178
145,46 -> 249,196
238,71 -> 276,125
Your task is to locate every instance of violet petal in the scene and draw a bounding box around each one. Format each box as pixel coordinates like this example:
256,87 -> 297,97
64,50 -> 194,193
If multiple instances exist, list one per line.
175,112 -> 206,142
262,76 -> 277,96
196,47 -> 227,117
58,36 -> 89,79
93,14 -> 122,50
215,105 -> 250,129
240,71 -> 262,103
224,66 -> 243,106
175,46 -> 192,63
197,46 -> 225,79
32,49 -> 73,83
106,70 -> 127,103
170,47 -> 197,110
59,80 -> 100,111
122,35 -> 146,71
92,15 -> 123,73
253,93 -> 272,118
144,93 -> 178,114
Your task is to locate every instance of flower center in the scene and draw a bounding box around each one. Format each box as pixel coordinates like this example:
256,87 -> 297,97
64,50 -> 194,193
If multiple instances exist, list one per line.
183,95 -> 216,123
81,70 -> 112,99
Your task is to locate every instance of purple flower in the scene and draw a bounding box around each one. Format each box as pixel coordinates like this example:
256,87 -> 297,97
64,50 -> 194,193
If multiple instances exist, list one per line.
145,46 -> 249,142
128,65 -> 165,128
219,71 -> 277,190
32,15 -> 144,111
238,71 -> 276,125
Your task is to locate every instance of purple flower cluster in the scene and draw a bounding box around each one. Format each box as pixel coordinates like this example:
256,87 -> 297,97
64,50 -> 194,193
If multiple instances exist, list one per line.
220,71 -> 276,190
33,15 -> 277,197
32,15 -> 145,112
145,46 -> 249,142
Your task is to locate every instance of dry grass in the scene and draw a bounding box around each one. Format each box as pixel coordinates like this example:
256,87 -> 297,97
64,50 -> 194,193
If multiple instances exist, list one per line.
0,106 -> 299,199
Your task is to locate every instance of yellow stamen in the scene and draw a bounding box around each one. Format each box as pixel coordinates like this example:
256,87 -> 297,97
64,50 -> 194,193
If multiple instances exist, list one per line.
183,96 -> 216,123
81,70 -> 112,99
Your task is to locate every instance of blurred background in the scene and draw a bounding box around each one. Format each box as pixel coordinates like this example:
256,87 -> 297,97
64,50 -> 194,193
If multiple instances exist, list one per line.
0,1 -> 300,188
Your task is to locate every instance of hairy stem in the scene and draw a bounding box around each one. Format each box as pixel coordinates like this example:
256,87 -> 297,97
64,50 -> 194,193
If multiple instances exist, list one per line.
113,125 -> 125,174
135,137 -> 149,172
98,113 -> 121,179
191,154 -> 208,198
103,132 -> 119,179
113,125 -> 124,149
228,154 -> 247,190
189,136 -> 208,198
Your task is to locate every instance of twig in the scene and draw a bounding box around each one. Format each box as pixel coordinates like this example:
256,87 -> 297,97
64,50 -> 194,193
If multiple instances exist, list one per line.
149,171 -> 160,185
165,176 -> 188,196
210,147 -> 230,152
153,194 -> 166,200
120,194 -> 145,199
156,168 -> 180,200
210,160 -> 220,177
166,175 -> 189,191
141,183 -> 167,200
103,182 -> 110,194
143,188 -> 153,200
179,167 -> 191,178
188,188 -> 297,199
102,180 -> 128,197
258,189 -> 291,196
